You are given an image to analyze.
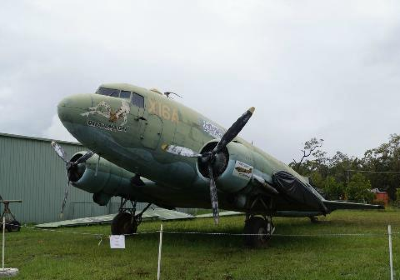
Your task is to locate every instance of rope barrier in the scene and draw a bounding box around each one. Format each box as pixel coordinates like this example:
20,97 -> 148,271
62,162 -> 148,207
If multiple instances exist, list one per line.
2,221 -> 397,280
1,222 -> 399,239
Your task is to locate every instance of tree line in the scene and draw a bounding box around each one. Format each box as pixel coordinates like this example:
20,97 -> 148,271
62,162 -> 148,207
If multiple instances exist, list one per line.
289,134 -> 400,203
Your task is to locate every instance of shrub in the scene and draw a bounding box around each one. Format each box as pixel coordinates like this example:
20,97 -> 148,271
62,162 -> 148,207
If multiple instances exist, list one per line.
345,173 -> 374,203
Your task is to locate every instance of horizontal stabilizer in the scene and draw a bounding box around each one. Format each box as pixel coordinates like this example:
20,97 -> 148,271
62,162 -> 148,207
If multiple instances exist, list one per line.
323,200 -> 384,212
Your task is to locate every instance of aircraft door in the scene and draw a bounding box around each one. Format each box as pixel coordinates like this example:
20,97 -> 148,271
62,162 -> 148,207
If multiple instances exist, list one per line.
140,114 -> 163,149
128,91 -> 145,120
139,95 -> 163,149
126,91 -> 145,144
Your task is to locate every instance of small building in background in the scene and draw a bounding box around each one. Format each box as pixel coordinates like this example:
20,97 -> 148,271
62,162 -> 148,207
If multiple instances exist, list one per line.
370,188 -> 389,206
0,132 -> 138,223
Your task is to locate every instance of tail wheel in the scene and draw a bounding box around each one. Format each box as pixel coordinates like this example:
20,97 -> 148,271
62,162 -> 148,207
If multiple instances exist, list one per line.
111,212 -> 137,235
244,217 -> 273,248
6,220 -> 21,232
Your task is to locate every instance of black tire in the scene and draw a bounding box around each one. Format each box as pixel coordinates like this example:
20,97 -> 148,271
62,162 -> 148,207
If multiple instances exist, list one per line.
244,217 -> 272,248
111,212 -> 137,235
6,220 -> 21,232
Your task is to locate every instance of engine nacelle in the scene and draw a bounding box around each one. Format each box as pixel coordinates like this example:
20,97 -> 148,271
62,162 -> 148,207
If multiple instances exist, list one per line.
69,152 -> 136,205
197,141 -> 254,193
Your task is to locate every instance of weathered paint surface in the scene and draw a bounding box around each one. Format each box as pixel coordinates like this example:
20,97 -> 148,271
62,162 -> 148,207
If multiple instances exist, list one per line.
57,83 -> 322,213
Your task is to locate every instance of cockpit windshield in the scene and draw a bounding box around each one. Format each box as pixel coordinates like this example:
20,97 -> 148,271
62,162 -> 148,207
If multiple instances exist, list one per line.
96,86 -> 145,108
96,87 -> 120,97
120,90 -> 131,99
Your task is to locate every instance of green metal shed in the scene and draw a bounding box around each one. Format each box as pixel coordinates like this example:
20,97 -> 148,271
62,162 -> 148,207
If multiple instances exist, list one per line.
0,132 -> 123,224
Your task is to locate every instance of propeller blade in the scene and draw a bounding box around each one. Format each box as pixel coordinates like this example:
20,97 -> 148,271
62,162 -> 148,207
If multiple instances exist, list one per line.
208,165 -> 219,225
74,151 -> 94,165
59,181 -> 70,219
161,144 -> 202,158
213,107 -> 255,154
51,141 -> 69,164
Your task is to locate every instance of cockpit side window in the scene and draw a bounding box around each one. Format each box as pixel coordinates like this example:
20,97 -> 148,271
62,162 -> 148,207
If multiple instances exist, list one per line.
120,90 -> 131,99
131,92 -> 144,108
96,87 -> 120,97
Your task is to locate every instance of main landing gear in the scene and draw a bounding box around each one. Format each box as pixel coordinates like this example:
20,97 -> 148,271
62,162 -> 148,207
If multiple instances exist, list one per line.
244,215 -> 275,248
111,199 -> 151,235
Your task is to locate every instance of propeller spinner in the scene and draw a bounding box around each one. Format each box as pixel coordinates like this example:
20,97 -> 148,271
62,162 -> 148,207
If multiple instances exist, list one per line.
162,107 -> 255,224
51,141 -> 94,218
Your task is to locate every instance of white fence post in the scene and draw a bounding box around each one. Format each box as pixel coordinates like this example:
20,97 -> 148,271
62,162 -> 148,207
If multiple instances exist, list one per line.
388,225 -> 394,280
2,216 -> 5,270
157,224 -> 163,280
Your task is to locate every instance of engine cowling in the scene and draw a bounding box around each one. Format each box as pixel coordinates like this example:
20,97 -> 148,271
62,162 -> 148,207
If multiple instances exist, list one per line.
68,152 -> 136,205
197,141 -> 254,193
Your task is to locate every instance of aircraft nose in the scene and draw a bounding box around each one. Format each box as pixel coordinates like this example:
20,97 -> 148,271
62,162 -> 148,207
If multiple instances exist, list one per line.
57,94 -> 92,123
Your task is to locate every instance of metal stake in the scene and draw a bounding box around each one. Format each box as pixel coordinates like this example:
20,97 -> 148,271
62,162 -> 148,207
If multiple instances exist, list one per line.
388,225 -> 394,280
157,224 -> 163,280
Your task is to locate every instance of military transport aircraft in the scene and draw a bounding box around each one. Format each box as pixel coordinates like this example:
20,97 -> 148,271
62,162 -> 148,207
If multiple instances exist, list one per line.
52,83 -> 382,248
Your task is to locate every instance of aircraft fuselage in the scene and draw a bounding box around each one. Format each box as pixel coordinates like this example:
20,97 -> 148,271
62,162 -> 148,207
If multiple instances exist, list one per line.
58,83 -> 321,211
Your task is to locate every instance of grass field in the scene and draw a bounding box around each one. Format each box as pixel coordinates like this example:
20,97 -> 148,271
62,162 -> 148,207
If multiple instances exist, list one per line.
3,209 -> 399,280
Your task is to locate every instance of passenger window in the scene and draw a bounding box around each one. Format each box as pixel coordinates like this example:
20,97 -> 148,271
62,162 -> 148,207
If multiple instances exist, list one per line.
120,90 -> 131,99
131,93 -> 144,108
96,87 -> 120,97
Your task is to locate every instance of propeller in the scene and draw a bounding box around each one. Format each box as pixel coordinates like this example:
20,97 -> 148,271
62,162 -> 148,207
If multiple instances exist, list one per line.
51,141 -> 94,218
162,107 -> 255,224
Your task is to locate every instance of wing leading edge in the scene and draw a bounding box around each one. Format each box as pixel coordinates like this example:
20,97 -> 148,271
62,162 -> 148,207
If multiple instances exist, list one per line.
323,200 -> 384,212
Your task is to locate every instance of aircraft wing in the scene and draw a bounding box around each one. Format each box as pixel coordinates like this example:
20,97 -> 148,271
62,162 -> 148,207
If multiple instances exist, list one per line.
323,200 -> 384,211
273,171 -> 329,213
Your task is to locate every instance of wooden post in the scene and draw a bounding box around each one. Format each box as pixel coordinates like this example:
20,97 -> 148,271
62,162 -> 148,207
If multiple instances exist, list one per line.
157,224 -> 163,280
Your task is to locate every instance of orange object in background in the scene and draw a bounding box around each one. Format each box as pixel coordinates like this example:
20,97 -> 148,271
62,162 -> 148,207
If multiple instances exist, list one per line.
371,188 -> 389,206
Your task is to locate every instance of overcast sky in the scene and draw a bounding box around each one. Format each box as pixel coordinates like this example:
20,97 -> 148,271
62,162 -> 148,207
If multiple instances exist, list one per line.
1,0 -> 399,163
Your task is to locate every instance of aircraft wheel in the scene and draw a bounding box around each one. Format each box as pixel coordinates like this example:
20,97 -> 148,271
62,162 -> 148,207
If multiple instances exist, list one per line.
6,220 -> 21,232
111,212 -> 137,235
244,217 -> 273,248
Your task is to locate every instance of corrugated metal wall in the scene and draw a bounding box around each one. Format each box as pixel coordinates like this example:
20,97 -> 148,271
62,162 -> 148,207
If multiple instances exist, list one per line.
0,133 -> 122,223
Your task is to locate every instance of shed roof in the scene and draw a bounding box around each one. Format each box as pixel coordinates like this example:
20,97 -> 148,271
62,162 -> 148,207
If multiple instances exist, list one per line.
0,132 -> 81,146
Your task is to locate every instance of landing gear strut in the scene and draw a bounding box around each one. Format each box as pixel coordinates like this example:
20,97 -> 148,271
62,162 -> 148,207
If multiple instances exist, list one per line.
111,199 -> 151,235
244,215 -> 274,248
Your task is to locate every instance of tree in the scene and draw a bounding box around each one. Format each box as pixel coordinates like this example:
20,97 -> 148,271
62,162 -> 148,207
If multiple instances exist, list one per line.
291,137 -> 324,173
288,134 -> 400,201
345,173 -> 374,203
395,188 -> 400,207
361,134 -> 400,199
323,176 -> 345,200
309,172 -> 324,189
